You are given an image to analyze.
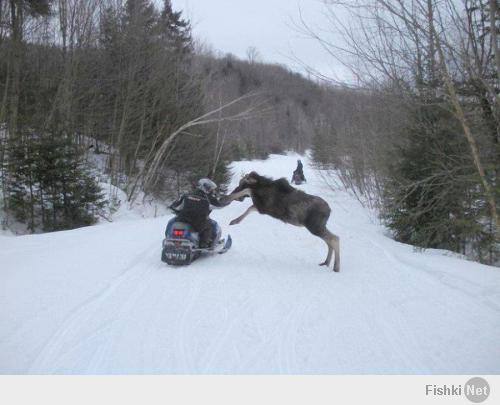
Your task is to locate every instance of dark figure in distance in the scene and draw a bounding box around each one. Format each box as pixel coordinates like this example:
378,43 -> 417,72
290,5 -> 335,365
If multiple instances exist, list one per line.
291,159 -> 306,184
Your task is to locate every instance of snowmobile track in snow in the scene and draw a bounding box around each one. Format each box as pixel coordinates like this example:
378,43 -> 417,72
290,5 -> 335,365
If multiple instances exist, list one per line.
2,153 -> 500,374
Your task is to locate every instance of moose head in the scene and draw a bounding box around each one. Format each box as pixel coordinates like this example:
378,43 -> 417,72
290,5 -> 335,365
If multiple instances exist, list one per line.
230,172 -> 260,201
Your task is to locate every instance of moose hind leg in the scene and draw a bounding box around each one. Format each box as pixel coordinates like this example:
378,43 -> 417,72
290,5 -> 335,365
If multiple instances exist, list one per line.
319,249 -> 332,266
330,232 -> 340,272
305,211 -> 340,272
319,231 -> 340,272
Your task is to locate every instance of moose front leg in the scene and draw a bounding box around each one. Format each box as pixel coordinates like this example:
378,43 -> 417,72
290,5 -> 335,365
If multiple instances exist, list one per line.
222,188 -> 252,204
230,205 -> 256,225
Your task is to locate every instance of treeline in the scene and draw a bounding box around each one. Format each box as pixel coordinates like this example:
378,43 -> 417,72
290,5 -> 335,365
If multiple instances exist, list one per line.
4,0 -> 493,267
0,0 -> 342,233
308,0 -> 499,264
193,53 -> 328,160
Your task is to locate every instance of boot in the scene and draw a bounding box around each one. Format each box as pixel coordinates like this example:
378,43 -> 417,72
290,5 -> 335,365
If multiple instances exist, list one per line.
198,227 -> 212,249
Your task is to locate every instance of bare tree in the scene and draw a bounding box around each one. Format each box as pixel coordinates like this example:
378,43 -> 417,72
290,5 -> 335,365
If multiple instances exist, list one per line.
246,45 -> 261,64
128,91 -> 266,202
300,0 -> 499,229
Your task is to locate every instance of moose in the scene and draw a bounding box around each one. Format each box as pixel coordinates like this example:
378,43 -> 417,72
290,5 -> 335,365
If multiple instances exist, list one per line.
222,171 -> 340,272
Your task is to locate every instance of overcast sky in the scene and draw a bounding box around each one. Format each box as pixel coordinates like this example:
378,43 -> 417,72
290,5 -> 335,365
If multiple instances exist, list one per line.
170,0 -> 349,81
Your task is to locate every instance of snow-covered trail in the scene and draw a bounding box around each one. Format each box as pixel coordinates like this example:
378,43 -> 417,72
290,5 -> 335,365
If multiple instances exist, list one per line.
1,154 -> 499,374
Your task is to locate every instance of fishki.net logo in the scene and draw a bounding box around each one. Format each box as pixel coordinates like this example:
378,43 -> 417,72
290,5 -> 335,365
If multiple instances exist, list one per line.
425,377 -> 490,403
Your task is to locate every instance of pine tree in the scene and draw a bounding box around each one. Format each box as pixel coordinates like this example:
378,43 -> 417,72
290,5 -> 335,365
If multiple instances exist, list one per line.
159,0 -> 192,55
5,131 -> 106,232
382,101 -> 496,261
311,124 -> 339,169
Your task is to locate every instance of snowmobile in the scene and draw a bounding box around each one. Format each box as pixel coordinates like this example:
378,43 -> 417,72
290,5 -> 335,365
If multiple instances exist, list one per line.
291,170 -> 305,185
161,218 -> 232,266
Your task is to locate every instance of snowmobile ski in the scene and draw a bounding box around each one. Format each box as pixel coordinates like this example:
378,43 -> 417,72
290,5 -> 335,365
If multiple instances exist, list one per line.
193,235 -> 232,254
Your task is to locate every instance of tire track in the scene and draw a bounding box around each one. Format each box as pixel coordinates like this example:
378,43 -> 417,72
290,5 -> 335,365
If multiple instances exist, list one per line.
28,242 -> 158,373
173,269 -> 207,373
199,295 -> 252,373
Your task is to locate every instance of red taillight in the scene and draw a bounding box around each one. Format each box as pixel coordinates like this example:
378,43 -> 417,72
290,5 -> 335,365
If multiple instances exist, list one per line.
173,229 -> 184,237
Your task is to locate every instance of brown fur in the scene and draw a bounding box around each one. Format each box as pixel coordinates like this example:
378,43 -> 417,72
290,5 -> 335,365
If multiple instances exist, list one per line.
223,172 -> 340,272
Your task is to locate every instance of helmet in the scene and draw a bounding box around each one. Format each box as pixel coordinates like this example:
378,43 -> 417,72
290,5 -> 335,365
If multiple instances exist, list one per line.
197,178 -> 217,194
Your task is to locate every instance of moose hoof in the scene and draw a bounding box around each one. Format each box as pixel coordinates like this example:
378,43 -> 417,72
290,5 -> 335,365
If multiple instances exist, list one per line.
333,266 -> 340,273
319,261 -> 328,266
229,219 -> 239,226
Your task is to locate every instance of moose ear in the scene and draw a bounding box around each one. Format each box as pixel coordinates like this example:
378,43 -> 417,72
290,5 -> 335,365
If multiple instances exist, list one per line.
246,172 -> 258,184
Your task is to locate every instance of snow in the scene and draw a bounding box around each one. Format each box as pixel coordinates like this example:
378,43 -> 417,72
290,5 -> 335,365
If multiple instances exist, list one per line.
0,145 -> 169,236
1,153 -> 499,374
97,181 -> 170,223
88,147 -> 170,223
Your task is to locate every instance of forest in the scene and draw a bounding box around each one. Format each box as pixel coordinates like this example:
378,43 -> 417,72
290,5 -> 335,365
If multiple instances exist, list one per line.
0,0 -> 498,265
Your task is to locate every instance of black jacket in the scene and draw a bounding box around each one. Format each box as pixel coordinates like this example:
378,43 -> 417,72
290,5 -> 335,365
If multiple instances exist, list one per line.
169,189 -> 227,228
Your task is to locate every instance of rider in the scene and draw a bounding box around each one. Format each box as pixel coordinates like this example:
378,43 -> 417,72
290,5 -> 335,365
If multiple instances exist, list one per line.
169,178 -> 229,248
292,159 -> 306,183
